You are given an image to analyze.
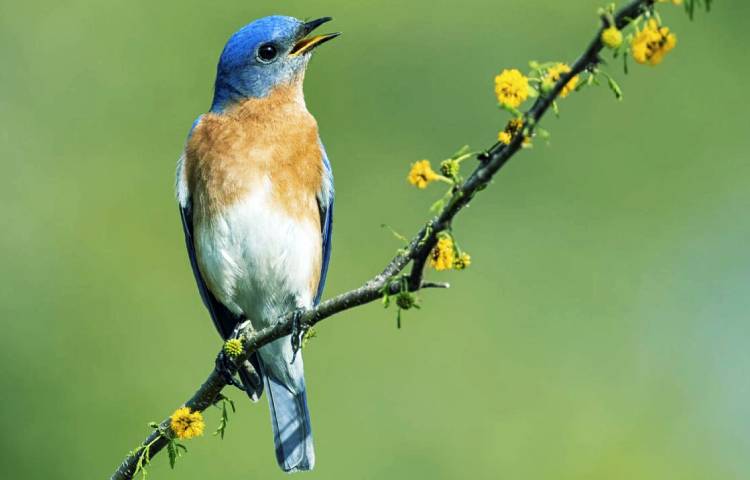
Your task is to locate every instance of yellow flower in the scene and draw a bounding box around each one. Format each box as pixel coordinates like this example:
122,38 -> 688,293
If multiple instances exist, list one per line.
631,19 -> 677,66
223,338 -> 243,357
408,160 -> 440,189
544,63 -> 579,98
170,407 -> 205,440
508,118 -> 524,134
494,69 -> 530,108
454,252 -> 471,270
429,235 -> 455,271
658,0 -> 683,5
601,27 -> 623,49
498,118 -> 531,147
498,131 -> 512,145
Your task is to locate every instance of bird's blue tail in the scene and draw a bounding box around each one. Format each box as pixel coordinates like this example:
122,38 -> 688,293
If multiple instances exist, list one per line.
258,337 -> 315,472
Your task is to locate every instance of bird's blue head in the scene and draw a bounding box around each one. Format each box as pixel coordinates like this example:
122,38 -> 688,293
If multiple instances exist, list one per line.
210,16 -> 340,112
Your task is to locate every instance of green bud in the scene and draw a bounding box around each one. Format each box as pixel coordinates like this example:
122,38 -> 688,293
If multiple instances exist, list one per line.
440,159 -> 460,179
395,292 -> 418,310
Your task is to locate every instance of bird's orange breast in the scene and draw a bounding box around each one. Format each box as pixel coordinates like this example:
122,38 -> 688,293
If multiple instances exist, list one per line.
185,83 -> 324,224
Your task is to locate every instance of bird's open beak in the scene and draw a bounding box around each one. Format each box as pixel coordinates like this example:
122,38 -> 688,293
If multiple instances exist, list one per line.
289,17 -> 341,57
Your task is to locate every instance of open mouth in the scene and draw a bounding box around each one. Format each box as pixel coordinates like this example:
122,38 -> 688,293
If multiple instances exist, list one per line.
289,17 -> 341,57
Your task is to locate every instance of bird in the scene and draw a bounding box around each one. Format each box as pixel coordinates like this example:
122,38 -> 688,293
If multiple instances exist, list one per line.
174,15 -> 339,472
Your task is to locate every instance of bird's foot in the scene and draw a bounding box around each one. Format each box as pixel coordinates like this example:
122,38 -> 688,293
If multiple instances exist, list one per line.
230,319 -> 251,340
215,320 -> 252,391
215,350 -> 245,391
289,308 -> 309,364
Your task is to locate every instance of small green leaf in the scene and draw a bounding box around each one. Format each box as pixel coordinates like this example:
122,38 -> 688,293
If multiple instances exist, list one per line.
607,76 -> 623,101
587,72 -> 596,86
213,396 -> 234,439
167,440 -> 177,469
429,198 -> 446,213
451,145 -> 471,158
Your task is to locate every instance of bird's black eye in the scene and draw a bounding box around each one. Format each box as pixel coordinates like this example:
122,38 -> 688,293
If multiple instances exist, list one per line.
257,43 -> 278,63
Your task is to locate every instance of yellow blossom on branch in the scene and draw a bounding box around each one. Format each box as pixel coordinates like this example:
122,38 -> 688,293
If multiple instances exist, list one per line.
494,69 -> 530,108
223,338 -> 243,357
498,118 -> 531,147
543,63 -> 579,98
454,252 -> 471,270
631,19 -> 677,66
601,26 -> 623,49
429,235 -> 456,271
408,160 -> 440,189
170,407 -> 205,440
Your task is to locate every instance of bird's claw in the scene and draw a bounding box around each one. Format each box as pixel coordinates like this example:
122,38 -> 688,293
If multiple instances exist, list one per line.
216,319 -> 252,391
215,350 -> 246,391
231,320 -> 251,340
289,308 -> 308,364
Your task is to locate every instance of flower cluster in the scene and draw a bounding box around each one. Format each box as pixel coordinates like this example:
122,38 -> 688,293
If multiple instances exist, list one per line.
631,19 -> 678,66
542,63 -> 579,98
396,0 -> 702,328
454,252 -> 471,270
170,407 -> 205,440
498,118 -> 530,146
407,160 -> 441,189
429,235 -> 455,271
494,69 -> 530,109
492,60 -> 580,142
428,233 -> 471,272
599,2 -> 680,68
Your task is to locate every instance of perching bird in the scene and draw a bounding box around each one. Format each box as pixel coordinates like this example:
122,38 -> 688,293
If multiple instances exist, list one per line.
175,15 -> 338,472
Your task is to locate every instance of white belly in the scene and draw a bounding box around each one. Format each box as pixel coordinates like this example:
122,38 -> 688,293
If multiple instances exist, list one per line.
194,176 -> 320,329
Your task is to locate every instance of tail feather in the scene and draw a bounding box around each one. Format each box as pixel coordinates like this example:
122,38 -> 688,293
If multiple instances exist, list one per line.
258,338 -> 315,472
265,373 -> 315,471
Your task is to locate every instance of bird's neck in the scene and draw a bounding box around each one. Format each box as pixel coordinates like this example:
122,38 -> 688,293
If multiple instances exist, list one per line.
210,76 -> 247,112
210,72 -> 306,113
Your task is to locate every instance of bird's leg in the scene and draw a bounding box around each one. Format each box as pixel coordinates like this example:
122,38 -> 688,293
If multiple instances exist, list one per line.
215,351 -> 246,391
289,308 -> 308,364
215,320 -> 252,391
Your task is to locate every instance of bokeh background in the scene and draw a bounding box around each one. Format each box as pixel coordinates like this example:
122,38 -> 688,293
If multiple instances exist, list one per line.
1,1 -> 748,478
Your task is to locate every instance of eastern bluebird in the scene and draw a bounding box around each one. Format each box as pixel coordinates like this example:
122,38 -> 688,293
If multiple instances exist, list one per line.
175,15 -> 338,472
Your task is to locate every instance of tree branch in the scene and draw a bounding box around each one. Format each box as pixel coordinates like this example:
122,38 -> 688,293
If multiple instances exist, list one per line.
111,1 -> 655,478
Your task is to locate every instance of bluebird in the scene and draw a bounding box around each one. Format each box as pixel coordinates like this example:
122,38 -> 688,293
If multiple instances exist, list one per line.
175,16 -> 339,472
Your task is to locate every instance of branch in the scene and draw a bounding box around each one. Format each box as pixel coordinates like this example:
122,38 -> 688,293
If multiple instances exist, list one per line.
111,1 -> 656,478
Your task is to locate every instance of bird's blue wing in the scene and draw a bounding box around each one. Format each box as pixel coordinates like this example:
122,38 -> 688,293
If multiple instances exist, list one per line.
178,201 -> 242,339
314,145 -> 334,305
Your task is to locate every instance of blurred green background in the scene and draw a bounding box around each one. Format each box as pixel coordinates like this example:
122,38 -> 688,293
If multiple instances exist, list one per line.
1,1 -> 748,478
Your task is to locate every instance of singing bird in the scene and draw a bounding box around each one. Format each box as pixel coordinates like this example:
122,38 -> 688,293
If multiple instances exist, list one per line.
175,16 -> 339,472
